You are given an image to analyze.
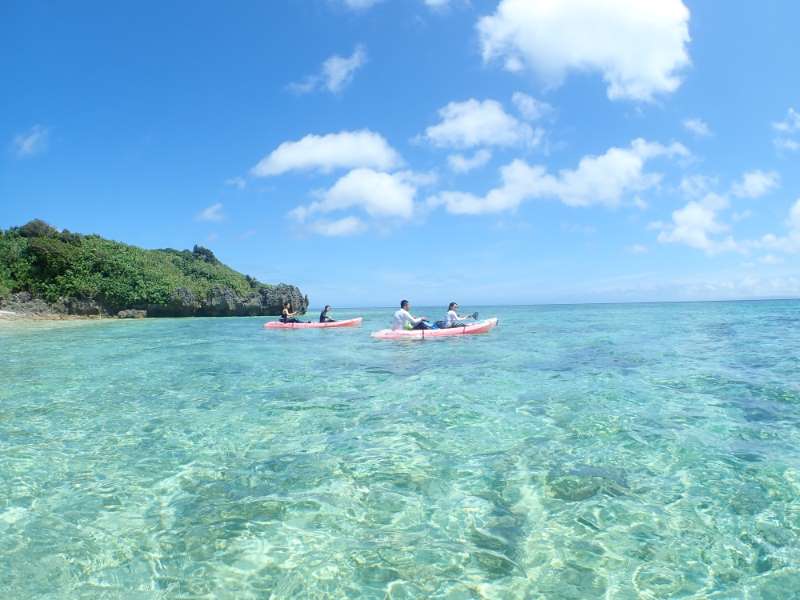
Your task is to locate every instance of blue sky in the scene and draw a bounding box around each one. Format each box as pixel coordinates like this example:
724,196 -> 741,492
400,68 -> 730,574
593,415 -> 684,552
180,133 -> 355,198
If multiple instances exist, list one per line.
2,0 -> 799,306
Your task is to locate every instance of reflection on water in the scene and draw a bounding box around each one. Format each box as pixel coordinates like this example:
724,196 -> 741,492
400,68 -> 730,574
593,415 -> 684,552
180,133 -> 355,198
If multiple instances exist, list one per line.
2,301 -> 800,597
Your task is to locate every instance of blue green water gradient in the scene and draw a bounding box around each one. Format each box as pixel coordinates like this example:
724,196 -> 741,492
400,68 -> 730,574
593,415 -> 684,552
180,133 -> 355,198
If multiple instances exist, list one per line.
2,302 -> 800,598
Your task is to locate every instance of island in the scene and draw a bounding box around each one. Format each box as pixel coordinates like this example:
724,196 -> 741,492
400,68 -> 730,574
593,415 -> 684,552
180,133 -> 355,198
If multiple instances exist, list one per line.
0,220 -> 308,319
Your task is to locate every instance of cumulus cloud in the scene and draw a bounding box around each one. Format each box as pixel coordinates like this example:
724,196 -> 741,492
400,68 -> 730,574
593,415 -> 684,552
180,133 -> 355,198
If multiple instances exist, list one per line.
307,216 -> 367,237
511,92 -> 552,121
288,45 -> 367,94
447,149 -> 492,173
423,98 -> 540,149
196,202 -> 225,222
657,170 -> 790,254
477,0 -> 691,101
13,125 -> 48,157
656,193 -> 739,254
683,118 -> 711,137
773,107 -> 800,133
251,130 -> 401,177
756,198 -> 800,254
429,138 -> 687,214
627,244 -> 649,254
730,170 -> 780,199
773,107 -> 800,152
289,169 -> 434,233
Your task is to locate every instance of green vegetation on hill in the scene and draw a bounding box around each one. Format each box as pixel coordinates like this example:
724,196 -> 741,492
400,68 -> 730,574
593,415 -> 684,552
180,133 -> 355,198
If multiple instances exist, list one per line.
0,220 -> 307,316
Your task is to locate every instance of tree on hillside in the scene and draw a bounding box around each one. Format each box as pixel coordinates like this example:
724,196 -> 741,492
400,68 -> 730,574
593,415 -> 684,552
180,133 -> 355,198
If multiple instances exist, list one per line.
192,245 -> 218,264
18,219 -> 58,238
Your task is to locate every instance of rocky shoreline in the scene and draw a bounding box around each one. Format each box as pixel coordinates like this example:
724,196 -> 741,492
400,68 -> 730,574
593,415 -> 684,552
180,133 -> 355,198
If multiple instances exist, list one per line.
0,286 -> 308,321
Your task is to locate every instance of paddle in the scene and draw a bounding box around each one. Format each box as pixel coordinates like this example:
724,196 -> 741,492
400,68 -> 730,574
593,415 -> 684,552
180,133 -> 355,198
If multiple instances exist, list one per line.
471,312 -> 479,320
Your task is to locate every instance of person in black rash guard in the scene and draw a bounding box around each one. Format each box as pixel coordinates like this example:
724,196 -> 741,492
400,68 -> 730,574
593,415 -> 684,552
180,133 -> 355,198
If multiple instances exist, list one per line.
280,301 -> 302,323
319,305 -> 336,323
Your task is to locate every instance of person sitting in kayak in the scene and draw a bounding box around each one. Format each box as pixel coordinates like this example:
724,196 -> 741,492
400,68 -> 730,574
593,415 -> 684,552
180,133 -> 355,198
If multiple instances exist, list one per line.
280,301 -> 302,323
319,305 -> 336,323
444,302 -> 475,327
392,300 -> 431,330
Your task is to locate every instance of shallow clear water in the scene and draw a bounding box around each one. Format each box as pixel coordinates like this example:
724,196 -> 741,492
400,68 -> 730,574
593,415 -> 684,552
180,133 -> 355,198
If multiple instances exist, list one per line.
2,302 -> 800,598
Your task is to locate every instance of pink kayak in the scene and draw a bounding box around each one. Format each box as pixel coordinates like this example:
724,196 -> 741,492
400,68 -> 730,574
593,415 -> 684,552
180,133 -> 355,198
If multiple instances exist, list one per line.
371,317 -> 498,340
264,317 -> 363,330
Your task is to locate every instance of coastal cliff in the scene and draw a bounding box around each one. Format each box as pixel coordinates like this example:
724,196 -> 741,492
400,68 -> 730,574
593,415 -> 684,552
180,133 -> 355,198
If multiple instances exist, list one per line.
0,220 -> 308,319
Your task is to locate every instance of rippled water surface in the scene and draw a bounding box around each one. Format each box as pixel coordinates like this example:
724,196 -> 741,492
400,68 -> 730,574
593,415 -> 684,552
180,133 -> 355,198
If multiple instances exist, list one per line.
2,302 -> 800,598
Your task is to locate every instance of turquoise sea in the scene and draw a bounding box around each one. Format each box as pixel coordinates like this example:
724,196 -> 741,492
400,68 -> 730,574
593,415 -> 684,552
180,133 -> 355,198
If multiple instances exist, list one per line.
2,301 -> 800,599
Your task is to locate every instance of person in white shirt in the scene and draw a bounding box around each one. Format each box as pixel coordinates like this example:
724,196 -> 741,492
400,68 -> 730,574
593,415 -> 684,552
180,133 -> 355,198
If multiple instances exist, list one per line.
392,300 -> 430,330
444,302 -> 474,327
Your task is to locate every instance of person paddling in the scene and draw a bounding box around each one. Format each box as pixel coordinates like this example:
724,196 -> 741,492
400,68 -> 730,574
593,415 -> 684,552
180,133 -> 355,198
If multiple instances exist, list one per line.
319,305 -> 336,323
444,302 -> 476,328
392,299 -> 431,330
280,301 -> 303,323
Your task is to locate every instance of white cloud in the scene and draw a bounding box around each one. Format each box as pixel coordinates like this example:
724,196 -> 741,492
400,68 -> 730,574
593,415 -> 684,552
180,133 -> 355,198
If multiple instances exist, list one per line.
759,254 -> 783,265
225,176 -> 246,189
196,202 -> 225,222
683,118 -> 711,137
323,45 -> 367,93
307,216 -> 367,237
423,98 -> 539,149
775,138 -> 800,152
773,107 -> 800,133
756,198 -> 800,254
656,193 -> 739,254
730,170 -> 780,199
627,244 -> 649,254
396,169 -> 438,187
424,0 -> 450,8
251,130 -> 401,177
289,45 -> 367,94
291,169 -> 423,225
679,174 -> 717,199
477,0 -> 691,101
429,138 -> 687,214
13,125 -> 48,157
773,108 -> 800,152
511,92 -> 552,121
447,149 -> 492,173
342,0 -> 382,9
658,172 -> 789,254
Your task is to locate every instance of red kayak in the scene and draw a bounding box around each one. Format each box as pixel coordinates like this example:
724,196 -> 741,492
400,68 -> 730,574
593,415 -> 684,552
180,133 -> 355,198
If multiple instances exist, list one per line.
371,317 -> 498,340
264,317 -> 363,330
